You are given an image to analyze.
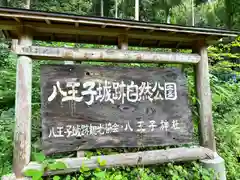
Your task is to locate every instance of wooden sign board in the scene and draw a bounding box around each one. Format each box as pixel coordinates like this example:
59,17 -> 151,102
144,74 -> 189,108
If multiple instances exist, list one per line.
40,65 -> 193,154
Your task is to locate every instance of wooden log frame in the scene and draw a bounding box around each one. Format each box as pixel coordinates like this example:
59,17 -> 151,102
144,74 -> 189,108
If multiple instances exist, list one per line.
22,146 -> 215,176
13,45 -> 201,64
195,40 -> 216,152
10,29 -> 217,178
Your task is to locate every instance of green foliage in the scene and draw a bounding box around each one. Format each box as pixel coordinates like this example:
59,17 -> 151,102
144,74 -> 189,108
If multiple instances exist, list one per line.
0,108 -> 14,175
32,0 -> 93,15
97,157 -> 107,167
22,159 -> 217,180
1,1 -> 240,178
211,78 -> 240,179
24,169 -> 44,180
0,40 -> 16,110
208,36 -> 240,82
48,161 -> 67,171
24,152 -> 68,180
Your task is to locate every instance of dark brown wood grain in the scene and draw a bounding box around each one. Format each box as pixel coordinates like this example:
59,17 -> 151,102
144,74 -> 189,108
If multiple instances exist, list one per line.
40,64 -> 193,155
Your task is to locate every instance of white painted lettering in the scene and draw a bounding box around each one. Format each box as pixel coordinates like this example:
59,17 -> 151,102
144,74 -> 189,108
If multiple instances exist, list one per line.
124,121 -> 133,132
126,81 -> 139,102
136,120 -> 146,133
152,82 -> 164,101
148,120 -> 157,132
81,81 -> 97,106
48,80 -> 178,104
138,82 -> 153,102
171,120 -> 180,130
55,126 -> 64,137
62,82 -> 83,102
165,82 -> 177,100
80,124 -> 90,136
159,120 -> 169,131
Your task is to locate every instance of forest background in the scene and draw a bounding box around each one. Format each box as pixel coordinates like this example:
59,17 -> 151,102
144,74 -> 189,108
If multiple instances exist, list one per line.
0,0 -> 240,179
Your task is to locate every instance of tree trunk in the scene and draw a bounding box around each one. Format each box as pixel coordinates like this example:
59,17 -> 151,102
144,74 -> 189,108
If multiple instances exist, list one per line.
224,0 -> 233,30
0,0 -> 7,7
135,0 -> 139,20
93,0 -> 100,16
122,0 -> 128,19
115,0 -> 118,18
167,14 -> 171,24
166,9 -> 170,24
101,0 -> 104,17
23,0 -> 31,9
191,0 -> 195,26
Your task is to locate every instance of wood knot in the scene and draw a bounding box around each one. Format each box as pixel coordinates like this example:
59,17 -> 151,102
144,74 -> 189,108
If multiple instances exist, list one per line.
137,156 -> 142,164
136,54 -> 142,60
64,51 -> 73,59
100,52 -> 103,59
119,105 -> 135,112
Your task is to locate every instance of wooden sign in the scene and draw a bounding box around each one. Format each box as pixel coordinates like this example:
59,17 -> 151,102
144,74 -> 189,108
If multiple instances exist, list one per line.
40,65 -> 193,154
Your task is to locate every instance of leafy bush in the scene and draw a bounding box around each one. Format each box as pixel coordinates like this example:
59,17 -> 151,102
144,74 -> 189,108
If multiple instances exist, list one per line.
211,78 -> 240,179
0,108 -> 14,175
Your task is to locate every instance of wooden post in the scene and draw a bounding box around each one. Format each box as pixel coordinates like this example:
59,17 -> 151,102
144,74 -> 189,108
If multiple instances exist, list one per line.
117,34 -> 128,66
77,151 -> 84,158
13,34 -> 33,178
195,44 -> 226,180
64,45 -> 75,65
118,34 -> 128,50
195,40 -> 216,152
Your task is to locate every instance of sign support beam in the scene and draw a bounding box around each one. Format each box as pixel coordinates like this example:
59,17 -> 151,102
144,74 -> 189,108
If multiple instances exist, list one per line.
22,146 -> 215,176
194,40 -> 226,180
13,33 -> 33,178
14,45 -> 201,64
195,40 -> 216,152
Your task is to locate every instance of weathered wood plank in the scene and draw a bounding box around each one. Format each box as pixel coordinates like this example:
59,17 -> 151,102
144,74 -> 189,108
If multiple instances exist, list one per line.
0,9 -> 238,37
77,151 -> 84,158
0,20 -> 222,47
41,65 -> 193,154
14,45 -> 201,64
13,35 -> 32,178
195,41 -> 216,151
22,22 -> 205,42
22,147 -> 214,176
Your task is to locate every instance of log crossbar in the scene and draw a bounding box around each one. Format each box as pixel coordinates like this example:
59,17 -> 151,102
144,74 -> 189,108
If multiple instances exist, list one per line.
22,146 -> 214,177
14,45 -> 201,64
